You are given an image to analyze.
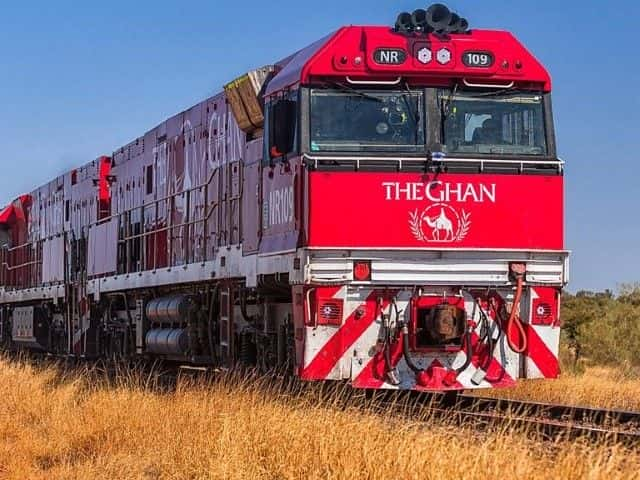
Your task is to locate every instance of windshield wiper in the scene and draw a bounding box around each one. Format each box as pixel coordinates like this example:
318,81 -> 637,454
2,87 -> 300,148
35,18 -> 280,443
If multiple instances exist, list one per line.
440,85 -> 519,115
401,82 -> 419,124
402,82 -> 421,144
330,82 -> 383,102
453,87 -> 517,98
441,83 -> 459,117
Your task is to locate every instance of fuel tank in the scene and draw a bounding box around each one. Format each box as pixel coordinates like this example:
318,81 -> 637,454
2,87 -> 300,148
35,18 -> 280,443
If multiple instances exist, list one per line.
145,295 -> 196,324
145,328 -> 189,355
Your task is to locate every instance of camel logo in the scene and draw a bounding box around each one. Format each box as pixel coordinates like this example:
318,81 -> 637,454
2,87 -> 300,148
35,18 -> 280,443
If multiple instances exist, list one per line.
409,204 -> 471,243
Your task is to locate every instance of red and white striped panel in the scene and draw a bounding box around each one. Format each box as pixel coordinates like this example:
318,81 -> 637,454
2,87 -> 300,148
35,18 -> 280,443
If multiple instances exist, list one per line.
300,287 -> 392,381
350,289 -> 519,391
299,285 -> 561,391
523,286 -> 561,379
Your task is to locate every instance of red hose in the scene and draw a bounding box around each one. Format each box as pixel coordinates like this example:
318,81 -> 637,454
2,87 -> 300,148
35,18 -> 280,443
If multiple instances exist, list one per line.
506,277 -> 528,354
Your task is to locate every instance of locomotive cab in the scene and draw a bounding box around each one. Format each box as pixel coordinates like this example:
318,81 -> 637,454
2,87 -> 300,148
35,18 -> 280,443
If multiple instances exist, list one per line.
259,8 -> 566,391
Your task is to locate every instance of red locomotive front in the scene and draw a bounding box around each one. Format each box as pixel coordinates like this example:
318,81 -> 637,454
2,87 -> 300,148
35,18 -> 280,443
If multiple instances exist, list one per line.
0,5 -> 567,393
262,17 -> 566,390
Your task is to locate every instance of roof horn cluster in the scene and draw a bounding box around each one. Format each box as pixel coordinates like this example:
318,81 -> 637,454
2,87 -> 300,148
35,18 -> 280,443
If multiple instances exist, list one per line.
395,4 -> 469,35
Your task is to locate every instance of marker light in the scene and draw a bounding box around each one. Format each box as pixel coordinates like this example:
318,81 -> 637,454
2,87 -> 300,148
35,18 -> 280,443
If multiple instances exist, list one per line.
417,47 -> 432,64
354,261 -> 372,282
437,48 -> 452,65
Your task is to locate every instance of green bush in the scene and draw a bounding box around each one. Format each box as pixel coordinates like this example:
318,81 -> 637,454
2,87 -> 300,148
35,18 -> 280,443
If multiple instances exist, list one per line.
561,285 -> 640,372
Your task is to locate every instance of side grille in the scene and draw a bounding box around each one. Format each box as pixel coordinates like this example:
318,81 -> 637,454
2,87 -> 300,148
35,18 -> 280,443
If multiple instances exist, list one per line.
316,299 -> 344,326
532,301 -> 554,326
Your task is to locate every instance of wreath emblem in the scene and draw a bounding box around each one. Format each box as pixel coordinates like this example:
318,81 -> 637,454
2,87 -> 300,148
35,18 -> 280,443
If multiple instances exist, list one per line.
409,203 -> 471,243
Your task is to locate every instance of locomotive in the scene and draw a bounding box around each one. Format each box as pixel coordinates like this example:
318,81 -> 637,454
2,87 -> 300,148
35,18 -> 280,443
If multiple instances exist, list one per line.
0,4 -> 567,392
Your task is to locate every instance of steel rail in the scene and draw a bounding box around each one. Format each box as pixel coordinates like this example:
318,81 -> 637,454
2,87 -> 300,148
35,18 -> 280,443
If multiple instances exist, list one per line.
459,395 -> 640,426
439,394 -> 640,444
429,405 -> 640,444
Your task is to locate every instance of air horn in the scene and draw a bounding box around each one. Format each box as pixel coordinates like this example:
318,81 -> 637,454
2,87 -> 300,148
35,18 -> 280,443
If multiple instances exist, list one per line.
395,11 -> 414,33
394,4 -> 470,35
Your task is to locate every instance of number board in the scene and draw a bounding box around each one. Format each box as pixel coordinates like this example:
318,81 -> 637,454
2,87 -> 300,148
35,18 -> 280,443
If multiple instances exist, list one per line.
462,51 -> 494,68
373,48 -> 407,65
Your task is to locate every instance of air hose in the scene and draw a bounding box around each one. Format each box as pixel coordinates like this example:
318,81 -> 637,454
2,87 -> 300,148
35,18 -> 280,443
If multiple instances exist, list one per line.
387,297 -> 424,376
399,299 -> 474,383
455,324 -> 473,374
505,276 -> 528,354
382,298 -> 400,385
400,322 -> 422,374
476,297 -> 496,372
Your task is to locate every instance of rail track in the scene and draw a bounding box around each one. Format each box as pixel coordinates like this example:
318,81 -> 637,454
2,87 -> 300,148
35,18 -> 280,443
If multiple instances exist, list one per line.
428,394 -> 640,444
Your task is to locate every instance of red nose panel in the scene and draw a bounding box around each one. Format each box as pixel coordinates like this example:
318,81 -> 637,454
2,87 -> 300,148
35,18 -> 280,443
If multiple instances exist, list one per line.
308,172 -> 563,251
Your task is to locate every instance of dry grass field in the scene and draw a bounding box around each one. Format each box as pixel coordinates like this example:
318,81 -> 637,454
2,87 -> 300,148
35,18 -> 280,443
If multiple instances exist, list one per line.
1,357 -> 639,480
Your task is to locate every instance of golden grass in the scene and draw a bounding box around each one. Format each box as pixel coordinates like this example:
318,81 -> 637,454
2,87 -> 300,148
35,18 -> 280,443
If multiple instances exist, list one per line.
0,357 -> 639,480
475,367 -> 640,411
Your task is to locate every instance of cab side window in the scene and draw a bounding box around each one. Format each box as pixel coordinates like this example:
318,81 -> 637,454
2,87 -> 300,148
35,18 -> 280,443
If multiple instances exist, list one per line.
265,90 -> 298,164
0,227 -> 11,249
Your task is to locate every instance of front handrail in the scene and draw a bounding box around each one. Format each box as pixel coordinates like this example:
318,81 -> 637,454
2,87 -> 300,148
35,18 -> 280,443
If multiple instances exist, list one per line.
6,241 -> 37,253
303,153 -> 564,173
1,165 -> 220,256
462,79 -> 515,89
0,241 -> 41,289
111,164 -> 225,274
346,76 -> 403,86
88,162 -> 221,229
1,260 -> 39,272
1,160 -> 229,285
119,202 -> 219,243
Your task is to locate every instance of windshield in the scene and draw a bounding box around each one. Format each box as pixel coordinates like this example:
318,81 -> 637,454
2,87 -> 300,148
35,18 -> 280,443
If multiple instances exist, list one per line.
440,90 -> 548,156
310,88 -> 425,153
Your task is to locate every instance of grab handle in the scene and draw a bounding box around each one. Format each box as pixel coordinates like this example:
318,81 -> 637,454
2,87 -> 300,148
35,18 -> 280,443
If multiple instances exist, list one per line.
462,79 -> 515,89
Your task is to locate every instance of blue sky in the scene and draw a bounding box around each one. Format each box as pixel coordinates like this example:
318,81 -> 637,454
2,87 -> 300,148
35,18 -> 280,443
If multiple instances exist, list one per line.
0,0 -> 638,292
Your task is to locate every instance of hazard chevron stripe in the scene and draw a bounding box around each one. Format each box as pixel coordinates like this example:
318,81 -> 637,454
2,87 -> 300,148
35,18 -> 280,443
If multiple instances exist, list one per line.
300,290 -> 394,380
468,332 -> 516,388
352,334 -> 404,389
524,324 -> 560,378
352,330 -> 515,389
303,287 -> 557,387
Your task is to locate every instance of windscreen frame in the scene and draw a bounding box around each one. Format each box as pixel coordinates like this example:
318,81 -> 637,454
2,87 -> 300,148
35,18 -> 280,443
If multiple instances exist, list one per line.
306,86 -> 428,154
433,88 -> 557,159
299,85 -> 558,162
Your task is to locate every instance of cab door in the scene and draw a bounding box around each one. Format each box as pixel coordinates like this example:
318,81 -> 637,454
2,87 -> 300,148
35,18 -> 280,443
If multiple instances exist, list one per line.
242,139 -> 263,255
260,92 -> 300,255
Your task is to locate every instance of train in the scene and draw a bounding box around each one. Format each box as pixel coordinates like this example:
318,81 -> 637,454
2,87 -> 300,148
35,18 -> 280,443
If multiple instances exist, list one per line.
0,4 -> 567,392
